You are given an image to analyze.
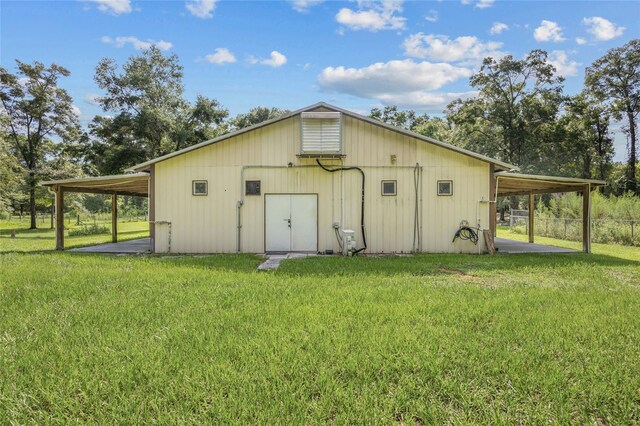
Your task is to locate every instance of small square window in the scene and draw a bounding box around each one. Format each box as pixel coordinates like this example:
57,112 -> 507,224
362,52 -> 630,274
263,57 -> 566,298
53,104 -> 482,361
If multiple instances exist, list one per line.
245,180 -> 261,196
192,180 -> 208,196
381,180 -> 397,196
437,180 -> 453,196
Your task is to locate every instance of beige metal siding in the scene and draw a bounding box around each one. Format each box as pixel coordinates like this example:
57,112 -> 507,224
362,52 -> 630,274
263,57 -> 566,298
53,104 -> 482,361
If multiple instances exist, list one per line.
154,114 -> 490,254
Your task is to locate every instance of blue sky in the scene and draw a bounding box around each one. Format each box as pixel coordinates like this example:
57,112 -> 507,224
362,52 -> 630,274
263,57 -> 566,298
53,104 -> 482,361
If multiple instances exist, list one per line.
1,0 -> 639,160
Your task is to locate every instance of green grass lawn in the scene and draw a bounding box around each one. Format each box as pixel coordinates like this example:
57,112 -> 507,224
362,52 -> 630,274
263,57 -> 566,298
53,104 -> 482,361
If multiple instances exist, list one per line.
0,219 -> 149,252
497,226 -> 639,261
1,224 -> 639,423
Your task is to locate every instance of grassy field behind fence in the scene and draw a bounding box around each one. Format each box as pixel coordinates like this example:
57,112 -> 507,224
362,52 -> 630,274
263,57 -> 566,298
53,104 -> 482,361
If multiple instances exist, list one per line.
0,219 -> 149,252
0,222 -> 639,423
509,216 -> 640,246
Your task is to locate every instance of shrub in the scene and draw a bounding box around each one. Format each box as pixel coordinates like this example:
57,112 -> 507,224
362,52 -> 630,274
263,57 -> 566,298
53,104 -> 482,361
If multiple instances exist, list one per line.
68,224 -> 110,236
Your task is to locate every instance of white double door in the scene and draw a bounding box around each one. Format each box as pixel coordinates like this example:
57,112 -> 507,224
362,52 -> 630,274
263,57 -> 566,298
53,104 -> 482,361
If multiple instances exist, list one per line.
265,194 -> 317,252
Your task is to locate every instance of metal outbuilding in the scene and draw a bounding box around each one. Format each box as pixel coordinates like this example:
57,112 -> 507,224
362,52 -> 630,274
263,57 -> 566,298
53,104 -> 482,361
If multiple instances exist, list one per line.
42,102 -> 605,254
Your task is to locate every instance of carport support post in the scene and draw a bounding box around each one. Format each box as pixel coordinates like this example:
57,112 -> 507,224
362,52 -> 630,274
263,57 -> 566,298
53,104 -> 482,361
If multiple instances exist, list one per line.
489,164 -> 496,237
111,193 -> 118,243
55,187 -> 64,250
583,184 -> 591,253
528,192 -> 534,244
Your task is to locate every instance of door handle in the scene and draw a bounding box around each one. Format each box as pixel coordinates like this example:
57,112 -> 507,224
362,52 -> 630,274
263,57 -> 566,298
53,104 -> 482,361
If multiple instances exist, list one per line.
284,218 -> 291,228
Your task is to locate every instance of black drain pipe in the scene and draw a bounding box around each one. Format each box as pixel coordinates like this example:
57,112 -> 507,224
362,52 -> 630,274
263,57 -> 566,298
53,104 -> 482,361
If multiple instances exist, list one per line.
316,159 -> 367,254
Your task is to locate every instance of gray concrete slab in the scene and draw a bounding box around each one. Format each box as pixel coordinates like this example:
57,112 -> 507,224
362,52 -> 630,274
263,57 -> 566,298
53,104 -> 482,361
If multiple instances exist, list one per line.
495,237 -> 578,254
71,238 -> 151,254
258,253 -> 315,270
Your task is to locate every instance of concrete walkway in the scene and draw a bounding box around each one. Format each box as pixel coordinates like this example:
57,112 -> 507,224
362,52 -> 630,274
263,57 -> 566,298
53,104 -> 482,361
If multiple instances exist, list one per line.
71,238 -> 151,254
258,253 -> 315,270
495,237 -> 578,254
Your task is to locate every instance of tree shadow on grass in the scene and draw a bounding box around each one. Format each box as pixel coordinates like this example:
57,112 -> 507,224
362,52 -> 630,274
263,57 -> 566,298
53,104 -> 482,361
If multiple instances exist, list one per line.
273,252 -> 640,277
3,249 -> 637,277
0,227 -> 53,236
0,233 -> 150,254
0,229 -> 147,242
0,250 -> 263,273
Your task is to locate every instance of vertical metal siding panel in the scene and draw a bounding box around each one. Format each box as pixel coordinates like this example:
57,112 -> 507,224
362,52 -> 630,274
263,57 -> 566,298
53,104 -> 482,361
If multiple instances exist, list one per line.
154,115 -> 490,254
182,155 -> 190,253
154,163 -> 164,252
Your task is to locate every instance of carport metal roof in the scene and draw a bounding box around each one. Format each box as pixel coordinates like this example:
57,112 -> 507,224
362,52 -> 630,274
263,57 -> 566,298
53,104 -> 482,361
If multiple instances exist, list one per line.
41,173 -> 149,197
495,172 -> 606,196
41,173 -> 150,251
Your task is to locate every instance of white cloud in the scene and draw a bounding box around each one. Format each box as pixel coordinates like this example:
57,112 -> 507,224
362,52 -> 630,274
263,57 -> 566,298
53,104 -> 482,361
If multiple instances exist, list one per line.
205,48 -> 236,65
101,36 -> 173,51
318,59 -> 473,109
290,0 -> 324,12
424,10 -> 438,22
154,40 -> 173,51
85,0 -> 132,15
84,93 -> 101,106
575,37 -> 587,45
71,105 -> 82,117
185,0 -> 218,19
376,91 -> 478,110
548,50 -> 580,77
534,20 -> 565,42
17,77 -> 29,88
475,0 -> 494,8
461,0 -> 495,8
582,17 -> 625,41
336,0 -> 406,32
490,22 -> 508,35
402,33 -> 504,65
261,51 -> 287,67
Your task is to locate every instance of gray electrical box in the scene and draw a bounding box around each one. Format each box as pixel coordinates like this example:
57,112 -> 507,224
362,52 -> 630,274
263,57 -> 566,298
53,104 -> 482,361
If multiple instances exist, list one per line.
245,180 -> 261,195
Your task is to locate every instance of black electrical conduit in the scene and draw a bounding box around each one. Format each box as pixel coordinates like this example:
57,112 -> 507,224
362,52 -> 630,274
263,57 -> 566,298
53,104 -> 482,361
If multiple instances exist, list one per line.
316,159 -> 367,254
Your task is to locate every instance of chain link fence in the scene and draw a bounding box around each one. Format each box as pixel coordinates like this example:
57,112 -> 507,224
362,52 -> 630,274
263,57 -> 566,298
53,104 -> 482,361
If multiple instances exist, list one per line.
509,210 -> 640,246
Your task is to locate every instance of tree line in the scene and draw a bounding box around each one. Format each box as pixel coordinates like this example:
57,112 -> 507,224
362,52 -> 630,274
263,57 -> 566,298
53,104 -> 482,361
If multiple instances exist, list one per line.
1,40 -> 638,229
369,41 -> 639,197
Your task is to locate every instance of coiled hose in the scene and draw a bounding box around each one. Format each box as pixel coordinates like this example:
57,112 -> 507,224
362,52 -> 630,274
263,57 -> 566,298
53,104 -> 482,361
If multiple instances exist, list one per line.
452,222 -> 479,245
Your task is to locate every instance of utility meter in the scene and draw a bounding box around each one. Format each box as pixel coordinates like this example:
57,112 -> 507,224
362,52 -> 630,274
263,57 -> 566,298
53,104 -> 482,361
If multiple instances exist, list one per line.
341,229 -> 357,256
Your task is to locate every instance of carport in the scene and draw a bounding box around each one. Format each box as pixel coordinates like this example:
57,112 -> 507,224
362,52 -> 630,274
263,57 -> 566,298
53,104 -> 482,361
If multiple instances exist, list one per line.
492,172 -> 606,253
41,173 -> 150,251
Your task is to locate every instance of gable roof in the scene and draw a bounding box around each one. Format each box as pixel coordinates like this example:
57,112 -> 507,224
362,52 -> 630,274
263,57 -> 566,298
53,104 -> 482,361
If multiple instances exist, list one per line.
127,102 -> 518,172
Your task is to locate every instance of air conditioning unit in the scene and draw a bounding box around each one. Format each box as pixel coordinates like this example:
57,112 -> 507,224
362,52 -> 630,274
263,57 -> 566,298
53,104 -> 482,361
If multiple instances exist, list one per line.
341,229 -> 357,256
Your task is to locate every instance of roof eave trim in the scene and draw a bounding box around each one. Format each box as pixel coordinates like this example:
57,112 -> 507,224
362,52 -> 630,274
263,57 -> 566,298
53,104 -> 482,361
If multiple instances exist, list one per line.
494,171 -> 607,186
41,172 -> 150,187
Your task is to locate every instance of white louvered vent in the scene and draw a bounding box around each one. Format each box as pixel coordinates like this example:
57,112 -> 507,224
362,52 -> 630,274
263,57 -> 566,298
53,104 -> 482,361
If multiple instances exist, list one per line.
301,112 -> 342,155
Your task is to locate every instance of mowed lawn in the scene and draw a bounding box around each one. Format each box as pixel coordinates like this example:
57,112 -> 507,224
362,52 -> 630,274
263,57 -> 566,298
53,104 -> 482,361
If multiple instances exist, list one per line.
0,219 -> 149,252
1,225 -> 639,423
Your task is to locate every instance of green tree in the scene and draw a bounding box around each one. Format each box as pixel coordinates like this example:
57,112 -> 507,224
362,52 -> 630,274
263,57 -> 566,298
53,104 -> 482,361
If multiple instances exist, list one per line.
0,134 -> 24,213
368,105 -> 451,141
91,47 -> 228,173
447,50 -> 564,172
559,92 -> 614,181
231,106 -> 289,130
585,39 -> 640,194
0,61 -> 80,229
